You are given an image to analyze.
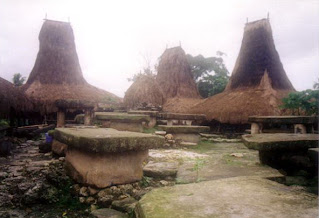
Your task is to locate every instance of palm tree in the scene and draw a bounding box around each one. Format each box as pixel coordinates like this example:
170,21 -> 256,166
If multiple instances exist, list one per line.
12,73 -> 26,86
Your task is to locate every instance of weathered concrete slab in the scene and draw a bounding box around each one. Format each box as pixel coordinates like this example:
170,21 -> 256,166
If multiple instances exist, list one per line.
248,116 -> 318,124
54,128 -> 164,153
157,113 -> 206,120
158,125 -> 210,134
242,134 -> 319,151
143,161 -> 178,179
136,177 -> 318,218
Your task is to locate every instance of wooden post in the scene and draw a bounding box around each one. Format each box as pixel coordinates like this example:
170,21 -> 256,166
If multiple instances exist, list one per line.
57,109 -> 65,128
84,109 -> 92,126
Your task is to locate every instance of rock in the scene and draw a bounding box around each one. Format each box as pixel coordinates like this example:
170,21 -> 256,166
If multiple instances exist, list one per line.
180,142 -> 197,147
79,187 -> 89,197
308,148 -> 319,166
0,172 -> 8,180
165,134 -> 174,140
72,184 -> 81,194
97,195 -> 113,207
51,140 -> 68,156
79,197 -> 86,203
155,131 -> 166,136
88,186 -> 99,196
143,161 -> 178,179
59,157 -> 65,162
86,196 -> 97,204
230,153 -> 244,158
112,197 -> 137,213
286,176 -> 309,186
91,208 -> 128,218
159,180 -> 169,186
0,139 -> 13,156
136,177 -> 318,218
131,189 -> 148,200
38,142 -> 51,153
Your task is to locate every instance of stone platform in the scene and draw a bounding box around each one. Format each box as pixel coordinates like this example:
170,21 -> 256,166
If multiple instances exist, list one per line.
54,128 -> 164,188
157,113 -> 206,126
242,134 -> 319,151
128,111 -> 158,128
136,177 -> 318,218
158,125 -> 210,143
95,112 -> 151,132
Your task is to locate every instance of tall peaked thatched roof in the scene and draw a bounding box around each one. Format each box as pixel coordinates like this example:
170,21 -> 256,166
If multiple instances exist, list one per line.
189,19 -> 295,124
23,20 -> 121,113
156,46 -> 200,99
123,75 -> 164,109
0,77 -> 34,118
225,19 -> 294,91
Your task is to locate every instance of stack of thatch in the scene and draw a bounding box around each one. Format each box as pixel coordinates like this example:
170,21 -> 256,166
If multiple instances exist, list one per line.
0,77 -> 34,118
124,46 -> 201,110
23,20 -> 121,114
123,75 -> 164,109
189,19 -> 295,124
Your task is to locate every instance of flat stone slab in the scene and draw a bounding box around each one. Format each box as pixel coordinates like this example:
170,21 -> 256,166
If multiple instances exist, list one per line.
91,208 -> 128,218
95,112 -> 150,123
242,134 -> 319,151
158,125 -> 210,134
136,177 -> 318,218
143,161 -> 178,179
54,128 -> 164,153
128,110 -> 158,117
248,116 -> 318,124
157,113 -> 206,120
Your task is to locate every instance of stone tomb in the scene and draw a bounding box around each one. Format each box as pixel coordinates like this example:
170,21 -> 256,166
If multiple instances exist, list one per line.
54,128 -> 164,188
128,110 -> 158,128
158,125 -> 210,143
157,113 -> 206,126
242,133 -> 319,169
95,112 -> 151,132
248,116 -> 318,134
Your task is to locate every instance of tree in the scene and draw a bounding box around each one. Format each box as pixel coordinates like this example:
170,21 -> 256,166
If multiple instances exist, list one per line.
12,73 -> 26,86
281,89 -> 319,115
313,78 -> 319,90
186,52 -> 229,98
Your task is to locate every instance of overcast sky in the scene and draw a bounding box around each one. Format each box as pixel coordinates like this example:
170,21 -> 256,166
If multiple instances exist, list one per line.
0,0 -> 318,97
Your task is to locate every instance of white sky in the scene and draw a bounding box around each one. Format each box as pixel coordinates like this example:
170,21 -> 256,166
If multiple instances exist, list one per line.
0,0 -> 318,97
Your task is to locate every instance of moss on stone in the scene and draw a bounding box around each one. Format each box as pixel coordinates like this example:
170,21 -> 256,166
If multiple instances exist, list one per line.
242,133 -> 319,151
54,128 -> 164,153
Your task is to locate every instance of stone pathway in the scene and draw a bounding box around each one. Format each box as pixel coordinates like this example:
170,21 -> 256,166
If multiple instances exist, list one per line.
138,141 -> 318,218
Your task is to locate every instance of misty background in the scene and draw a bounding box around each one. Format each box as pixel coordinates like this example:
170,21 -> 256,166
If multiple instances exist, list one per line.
0,0 -> 318,97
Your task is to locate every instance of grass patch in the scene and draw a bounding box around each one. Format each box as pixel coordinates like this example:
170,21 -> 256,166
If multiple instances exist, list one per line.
190,141 -> 217,153
143,126 -> 159,134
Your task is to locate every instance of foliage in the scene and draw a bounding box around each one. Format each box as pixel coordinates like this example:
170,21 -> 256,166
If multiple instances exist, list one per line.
128,66 -> 157,82
186,52 -> 229,98
313,78 -> 319,90
281,89 -> 319,115
12,73 -> 26,86
140,176 -> 152,187
192,158 -> 206,182
0,119 -> 9,127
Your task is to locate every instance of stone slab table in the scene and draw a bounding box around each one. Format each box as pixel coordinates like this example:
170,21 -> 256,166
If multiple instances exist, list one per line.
242,133 -> 319,168
157,113 -> 206,126
54,128 -> 164,188
158,125 -> 210,143
95,112 -> 151,132
128,111 -> 158,128
248,116 -> 318,134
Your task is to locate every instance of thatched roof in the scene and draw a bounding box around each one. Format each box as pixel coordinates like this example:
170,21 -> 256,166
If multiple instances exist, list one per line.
189,19 -> 295,124
23,20 -> 121,114
163,97 -> 202,113
123,75 -> 164,109
156,46 -> 200,99
0,77 -> 34,118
